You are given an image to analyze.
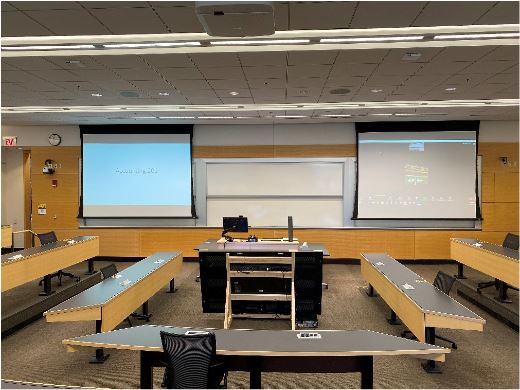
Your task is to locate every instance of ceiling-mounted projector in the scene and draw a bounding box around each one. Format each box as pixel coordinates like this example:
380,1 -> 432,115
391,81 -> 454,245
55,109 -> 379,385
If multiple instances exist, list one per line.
196,1 -> 275,37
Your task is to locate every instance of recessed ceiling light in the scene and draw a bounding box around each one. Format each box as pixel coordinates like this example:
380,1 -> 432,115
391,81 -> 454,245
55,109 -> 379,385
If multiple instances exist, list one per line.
371,89 -> 383,93
445,87 -> 457,91
402,52 -> 422,61
210,39 -> 310,45
91,93 -> 103,97
320,36 -> 424,43
229,91 -> 240,96
158,92 -> 170,96
434,32 -> 520,40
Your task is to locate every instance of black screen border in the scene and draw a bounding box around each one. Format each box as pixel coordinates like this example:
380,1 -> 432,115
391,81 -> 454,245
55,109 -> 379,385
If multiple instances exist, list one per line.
79,124 -> 196,219
353,120 -> 481,221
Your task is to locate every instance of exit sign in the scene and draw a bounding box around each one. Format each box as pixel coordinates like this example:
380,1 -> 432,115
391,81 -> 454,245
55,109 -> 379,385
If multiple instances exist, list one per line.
2,136 -> 17,147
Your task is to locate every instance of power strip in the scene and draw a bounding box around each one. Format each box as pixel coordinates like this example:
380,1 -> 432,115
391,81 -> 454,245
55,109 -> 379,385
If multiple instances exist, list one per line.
297,332 -> 321,339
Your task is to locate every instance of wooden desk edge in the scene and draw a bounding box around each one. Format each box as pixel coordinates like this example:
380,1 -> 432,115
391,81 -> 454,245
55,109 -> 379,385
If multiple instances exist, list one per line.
450,239 -> 519,262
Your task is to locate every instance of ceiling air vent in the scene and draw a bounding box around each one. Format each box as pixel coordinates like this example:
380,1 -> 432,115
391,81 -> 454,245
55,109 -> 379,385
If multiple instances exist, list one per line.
196,1 -> 275,37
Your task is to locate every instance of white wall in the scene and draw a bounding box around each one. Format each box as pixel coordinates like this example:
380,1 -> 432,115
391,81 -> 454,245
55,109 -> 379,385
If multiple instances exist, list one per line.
2,121 -> 517,147
1,148 -> 24,247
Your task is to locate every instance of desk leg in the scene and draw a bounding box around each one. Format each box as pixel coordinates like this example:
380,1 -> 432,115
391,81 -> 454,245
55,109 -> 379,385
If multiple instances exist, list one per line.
90,320 -> 110,364
495,281 -> 512,304
38,275 -> 55,296
249,357 -> 262,389
360,356 -> 373,389
366,284 -> 377,297
455,263 -> 466,279
387,310 -> 401,325
85,259 -> 97,275
140,351 -> 154,389
167,278 -> 178,293
421,327 -> 442,373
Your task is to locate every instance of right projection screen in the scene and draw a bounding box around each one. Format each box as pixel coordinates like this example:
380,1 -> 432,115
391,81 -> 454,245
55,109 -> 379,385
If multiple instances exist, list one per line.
356,127 -> 478,219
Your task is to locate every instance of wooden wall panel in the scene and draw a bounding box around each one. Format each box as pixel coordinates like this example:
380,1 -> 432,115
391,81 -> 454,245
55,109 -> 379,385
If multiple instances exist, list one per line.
193,146 -> 275,158
479,143 -> 519,173
30,147 -> 80,175
193,144 -> 356,158
31,202 -> 79,230
415,231 -> 507,259
274,144 -> 356,157
481,172 -> 495,202
494,172 -> 519,202
481,203 -> 519,232
31,174 -> 79,203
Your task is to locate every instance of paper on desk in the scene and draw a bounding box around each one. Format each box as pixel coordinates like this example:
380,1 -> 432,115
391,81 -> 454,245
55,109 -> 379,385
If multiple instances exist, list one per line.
474,243 -> 483,247
8,254 -> 24,260
154,259 -> 165,264
67,240 -> 76,244
112,274 -> 122,279
120,279 -> 131,286
375,262 -> 385,266
402,283 -> 415,290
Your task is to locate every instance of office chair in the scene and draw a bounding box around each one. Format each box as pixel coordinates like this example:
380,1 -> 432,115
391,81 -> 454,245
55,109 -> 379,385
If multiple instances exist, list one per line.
477,233 -> 519,295
402,271 -> 458,349
37,231 -> 80,287
160,331 -> 227,389
100,263 -> 118,279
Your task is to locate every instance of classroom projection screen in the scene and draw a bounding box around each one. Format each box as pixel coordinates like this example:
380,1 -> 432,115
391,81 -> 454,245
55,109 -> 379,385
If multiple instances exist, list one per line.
355,130 -> 478,219
81,131 -> 193,218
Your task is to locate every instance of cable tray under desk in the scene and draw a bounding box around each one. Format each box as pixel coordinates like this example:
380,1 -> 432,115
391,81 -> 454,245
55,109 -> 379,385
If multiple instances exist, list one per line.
225,253 -> 296,330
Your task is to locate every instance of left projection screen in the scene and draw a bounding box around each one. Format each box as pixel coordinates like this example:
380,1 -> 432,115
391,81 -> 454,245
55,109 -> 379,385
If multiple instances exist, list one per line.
82,133 -> 193,217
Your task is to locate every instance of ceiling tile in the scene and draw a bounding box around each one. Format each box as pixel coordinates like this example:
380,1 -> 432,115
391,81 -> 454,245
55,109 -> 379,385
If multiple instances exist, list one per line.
141,54 -> 193,68
82,2 -> 151,9
289,1 -> 356,29
130,80 -> 172,90
198,67 -> 244,80
46,56 -> 105,70
481,46 -> 519,62
2,57 -> 63,70
350,1 -> 426,28
483,73 -> 519,85
287,51 -> 338,65
169,79 -> 211,89
159,67 -> 204,80
154,6 -> 205,33
12,2 -> 84,10
220,97 -> 255,104
250,88 -> 285,98
243,66 -> 286,79
475,1 -> 519,24
191,53 -> 241,67
1,11 -> 53,36
208,79 -> 249,90
374,62 -> 423,76
1,82 -> 28,92
288,64 -> 331,78
383,48 -> 443,64
416,61 -> 472,75
329,63 -> 378,78
95,55 -> 146,69
459,60 -> 517,75
215,89 -> 251,98
274,2 -> 289,30
365,74 -> 407,86
412,1 -> 494,26
324,76 -> 366,87
239,52 -> 287,66
89,7 -> 168,34
288,77 -> 327,88
114,68 -> 162,81
335,49 -> 389,64
27,69 -> 82,82
1,2 -> 16,11
69,69 -> 118,81
248,78 -> 285,88
25,9 -> 111,35
53,81 -> 101,91
286,87 -> 322,97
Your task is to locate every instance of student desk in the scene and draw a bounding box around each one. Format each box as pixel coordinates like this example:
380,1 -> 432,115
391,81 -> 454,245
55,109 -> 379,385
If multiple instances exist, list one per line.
197,239 -> 328,324
1,225 -> 12,249
1,236 -> 99,295
62,324 -> 449,389
45,252 -> 182,362
451,238 -> 519,302
360,253 -> 484,372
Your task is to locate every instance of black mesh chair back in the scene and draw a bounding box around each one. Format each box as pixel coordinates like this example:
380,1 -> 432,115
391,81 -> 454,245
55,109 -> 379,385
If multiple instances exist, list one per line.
37,231 -> 58,245
433,271 -> 456,295
100,264 -> 118,279
503,233 -> 519,250
160,331 -> 216,389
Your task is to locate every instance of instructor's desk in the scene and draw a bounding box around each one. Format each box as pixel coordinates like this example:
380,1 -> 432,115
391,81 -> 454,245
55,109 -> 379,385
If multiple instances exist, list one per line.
1,236 -> 99,294
360,253 -> 485,372
1,225 -> 12,249
451,238 -> 519,302
63,324 -> 449,389
197,239 -> 327,323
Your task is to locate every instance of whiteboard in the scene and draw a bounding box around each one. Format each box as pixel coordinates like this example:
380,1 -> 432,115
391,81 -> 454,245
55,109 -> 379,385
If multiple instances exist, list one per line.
207,162 -> 343,196
200,158 -> 349,227
207,198 -> 344,227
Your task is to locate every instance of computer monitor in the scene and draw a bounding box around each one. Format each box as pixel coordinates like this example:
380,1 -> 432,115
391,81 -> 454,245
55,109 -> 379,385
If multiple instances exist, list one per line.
288,216 -> 293,242
222,216 -> 248,234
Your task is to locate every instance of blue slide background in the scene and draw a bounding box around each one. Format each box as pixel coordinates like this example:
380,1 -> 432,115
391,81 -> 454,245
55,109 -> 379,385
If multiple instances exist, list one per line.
83,143 -> 191,206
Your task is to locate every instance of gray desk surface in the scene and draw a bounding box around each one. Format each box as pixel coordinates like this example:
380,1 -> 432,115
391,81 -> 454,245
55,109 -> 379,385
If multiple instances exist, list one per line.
451,238 -> 519,261
361,253 -> 484,322
46,252 -> 181,313
1,236 -> 97,265
64,324 -> 448,357
196,239 -> 330,256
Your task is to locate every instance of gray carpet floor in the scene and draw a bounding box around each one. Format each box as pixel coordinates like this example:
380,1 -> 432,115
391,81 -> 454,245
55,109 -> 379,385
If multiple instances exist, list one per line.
1,261 -> 518,389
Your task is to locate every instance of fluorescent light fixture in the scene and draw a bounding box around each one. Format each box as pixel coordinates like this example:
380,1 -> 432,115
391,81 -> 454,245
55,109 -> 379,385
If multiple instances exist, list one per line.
91,93 -> 103,97
371,89 -> 383,93
229,91 -> 240,96
275,115 -> 308,118
198,116 -> 234,119
159,116 -> 195,119
395,113 -> 416,116
210,39 -> 310,45
158,92 -> 170,96
235,116 -> 255,119
320,36 -> 424,43
104,42 -> 201,48
2,44 -> 96,51
320,114 -> 352,117
434,32 -> 520,40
